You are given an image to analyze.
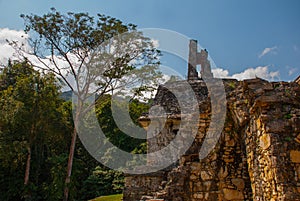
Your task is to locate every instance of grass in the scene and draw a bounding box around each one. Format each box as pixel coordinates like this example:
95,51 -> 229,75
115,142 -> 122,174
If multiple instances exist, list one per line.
89,194 -> 123,201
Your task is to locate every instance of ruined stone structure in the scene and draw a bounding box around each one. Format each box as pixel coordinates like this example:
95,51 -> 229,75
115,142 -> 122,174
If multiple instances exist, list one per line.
296,75 -> 300,85
123,41 -> 300,201
188,40 -> 213,80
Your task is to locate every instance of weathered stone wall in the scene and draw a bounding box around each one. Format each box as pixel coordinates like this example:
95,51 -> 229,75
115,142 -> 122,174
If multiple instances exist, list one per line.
242,80 -> 300,200
295,75 -> 300,85
124,171 -> 167,201
123,78 -> 300,201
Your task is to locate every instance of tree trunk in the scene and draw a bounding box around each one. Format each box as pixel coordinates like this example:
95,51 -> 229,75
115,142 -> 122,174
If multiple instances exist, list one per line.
63,127 -> 77,201
25,125 -> 34,186
24,146 -> 31,185
64,101 -> 82,201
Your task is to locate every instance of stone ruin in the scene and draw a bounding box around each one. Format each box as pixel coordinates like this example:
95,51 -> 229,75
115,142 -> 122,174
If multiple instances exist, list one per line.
296,75 -> 300,85
188,40 -> 213,80
123,40 -> 300,201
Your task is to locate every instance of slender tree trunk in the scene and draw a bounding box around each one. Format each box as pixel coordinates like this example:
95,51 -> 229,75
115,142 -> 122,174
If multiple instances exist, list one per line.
25,124 -> 34,186
64,101 -> 82,201
63,127 -> 77,201
24,146 -> 31,185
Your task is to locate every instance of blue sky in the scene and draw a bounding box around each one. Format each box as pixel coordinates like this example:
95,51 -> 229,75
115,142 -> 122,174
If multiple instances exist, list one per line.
0,0 -> 299,81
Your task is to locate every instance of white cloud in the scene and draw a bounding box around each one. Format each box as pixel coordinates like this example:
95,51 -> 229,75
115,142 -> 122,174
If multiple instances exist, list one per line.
212,68 -> 230,78
213,66 -> 280,81
259,46 -> 278,58
0,28 -> 28,43
0,28 -> 30,65
0,28 -> 76,90
232,66 -> 279,80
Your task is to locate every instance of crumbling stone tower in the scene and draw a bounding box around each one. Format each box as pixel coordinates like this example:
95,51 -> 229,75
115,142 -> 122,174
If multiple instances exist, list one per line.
188,40 -> 213,80
124,40 -> 300,201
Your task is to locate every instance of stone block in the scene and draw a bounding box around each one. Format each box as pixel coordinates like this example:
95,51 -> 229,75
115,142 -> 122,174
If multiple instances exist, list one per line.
290,150 -> 300,163
193,193 -> 203,199
266,120 -> 288,133
295,133 -> 300,144
203,181 -> 212,191
231,178 -> 245,190
200,171 -> 212,181
218,166 -> 228,179
190,174 -> 198,180
223,188 -> 244,200
223,157 -> 234,163
259,134 -> 271,150
257,118 -> 262,129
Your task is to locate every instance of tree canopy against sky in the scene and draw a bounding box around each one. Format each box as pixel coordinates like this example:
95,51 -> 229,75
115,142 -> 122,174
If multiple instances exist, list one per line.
15,8 -> 161,201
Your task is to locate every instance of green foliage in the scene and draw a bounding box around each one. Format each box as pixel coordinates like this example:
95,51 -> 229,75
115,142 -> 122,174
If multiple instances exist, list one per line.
284,136 -> 292,142
228,81 -> 236,89
80,166 -> 124,200
131,142 -> 147,154
0,165 -> 24,201
44,154 -> 68,201
0,61 -> 71,200
1,8 -> 161,200
96,95 -> 148,153
284,113 -> 292,119
0,61 -> 150,200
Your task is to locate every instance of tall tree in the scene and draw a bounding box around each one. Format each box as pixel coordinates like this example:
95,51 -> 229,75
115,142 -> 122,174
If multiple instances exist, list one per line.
16,8 -> 161,200
0,61 -> 69,200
